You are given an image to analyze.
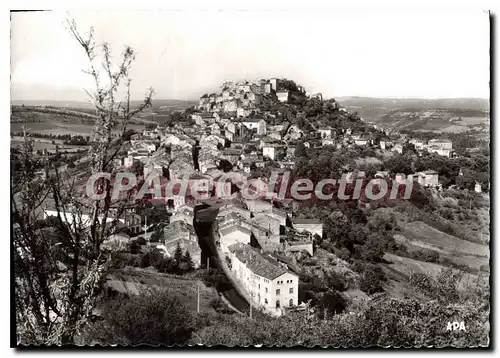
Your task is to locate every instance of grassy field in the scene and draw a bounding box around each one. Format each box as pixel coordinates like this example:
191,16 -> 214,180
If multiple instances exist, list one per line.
397,221 -> 489,274
11,121 -> 146,136
10,137 -> 88,153
11,107 -> 147,136
382,253 -> 486,293
104,267 -> 220,313
337,97 -> 489,133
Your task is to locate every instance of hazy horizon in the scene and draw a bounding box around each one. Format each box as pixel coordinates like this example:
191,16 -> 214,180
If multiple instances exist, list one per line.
10,96 -> 490,104
11,10 -> 490,101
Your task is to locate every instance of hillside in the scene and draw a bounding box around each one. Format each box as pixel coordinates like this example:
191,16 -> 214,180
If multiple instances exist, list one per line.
10,106 -> 147,136
337,97 -> 489,133
104,267 -> 220,314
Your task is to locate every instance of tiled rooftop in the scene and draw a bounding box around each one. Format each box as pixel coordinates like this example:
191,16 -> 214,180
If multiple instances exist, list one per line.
228,243 -> 289,280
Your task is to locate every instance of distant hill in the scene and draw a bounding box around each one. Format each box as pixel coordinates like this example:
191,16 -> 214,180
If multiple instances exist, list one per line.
11,100 -> 96,109
11,99 -> 197,111
336,97 -> 489,133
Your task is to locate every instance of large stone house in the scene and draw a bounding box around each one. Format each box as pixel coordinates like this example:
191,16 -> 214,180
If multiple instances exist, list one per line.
228,243 -> 299,315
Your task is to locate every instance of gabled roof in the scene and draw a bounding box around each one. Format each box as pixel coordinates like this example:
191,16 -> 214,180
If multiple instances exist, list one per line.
228,243 -> 293,280
164,220 -> 196,237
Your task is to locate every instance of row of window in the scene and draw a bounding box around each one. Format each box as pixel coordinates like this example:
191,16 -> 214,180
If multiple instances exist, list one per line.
257,285 -> 294,295
276,288 -> 293,295
277,280 -> 294,284
261,297 -> 293,308
254,275 -> 270,284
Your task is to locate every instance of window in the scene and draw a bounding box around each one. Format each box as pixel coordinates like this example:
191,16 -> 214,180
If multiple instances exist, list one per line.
276,300 -> 280,308
289,299 -> 293,306
265,298 -> 268,304
276,289 -> 280,295
265,287 -> 268,293
258,284 -> 260,289
289,287 -> 293,294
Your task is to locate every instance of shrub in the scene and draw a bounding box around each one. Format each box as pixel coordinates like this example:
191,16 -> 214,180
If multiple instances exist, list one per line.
359,264 -> 386,295
324,270 -> 347,292
94,290 -> 195,345
129,241 -> 141,254
415,249 -> 440,263
203,268 -> 231,291
316,290 -> 347,317
134,237 -> 147,246
408,268 -> 464,303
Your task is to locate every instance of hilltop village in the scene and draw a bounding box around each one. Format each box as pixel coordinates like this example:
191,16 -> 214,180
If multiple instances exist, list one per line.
39,77 -> 489,316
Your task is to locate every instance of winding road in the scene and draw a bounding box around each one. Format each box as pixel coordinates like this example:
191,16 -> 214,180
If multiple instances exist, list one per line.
193,205 -> 250,314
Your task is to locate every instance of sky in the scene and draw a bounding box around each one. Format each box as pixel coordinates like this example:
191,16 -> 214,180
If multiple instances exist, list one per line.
10,9 -> 490,101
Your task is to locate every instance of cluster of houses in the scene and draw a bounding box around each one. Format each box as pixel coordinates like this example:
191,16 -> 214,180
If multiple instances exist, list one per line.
98,80 -> 474,267
212,194 -> 323,315
196,78 -> 313,114
42,203 -> 143,252
35,77 -> 488,317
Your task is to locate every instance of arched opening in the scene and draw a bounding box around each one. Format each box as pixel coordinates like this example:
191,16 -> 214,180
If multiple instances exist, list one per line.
289,299 -> 293,307
276,300 -> 280,309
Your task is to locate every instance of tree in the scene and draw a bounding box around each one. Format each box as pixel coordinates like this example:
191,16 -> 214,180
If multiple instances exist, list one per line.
13,18 -> 153,345
140,252 -> 151,268
359,264 -> 386,294
356,233 -> 388,262
129,241 -> 141,254
367,208 -> 399,233
158,257 -> 177,273
384,154 -> 412,175
317,290 -> 347,317
455,168 -> 476,190
173,242 -> 184,265
122,129 -> 136,141
218,159 -> 233,172
181,250 -> 194,272
294,141 -> 307,158
150,228 -> 163,242
131,160 -> 144,176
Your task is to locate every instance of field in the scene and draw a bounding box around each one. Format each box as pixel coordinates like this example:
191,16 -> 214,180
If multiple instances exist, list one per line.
381,252 -> 486,300
104,267 -> 220,313
10,136 -> 88,153
337,97 -> 489,133
10,98 -> 197,137
379,211 -> 490,299
398,221 -> 489,273
11,119 -> 146,136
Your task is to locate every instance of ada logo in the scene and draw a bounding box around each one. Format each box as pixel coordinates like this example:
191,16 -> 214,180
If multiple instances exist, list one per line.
446,321 -> 466,331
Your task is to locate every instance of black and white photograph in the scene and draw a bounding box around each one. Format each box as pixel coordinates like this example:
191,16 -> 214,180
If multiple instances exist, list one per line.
10,5 -> 491,348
